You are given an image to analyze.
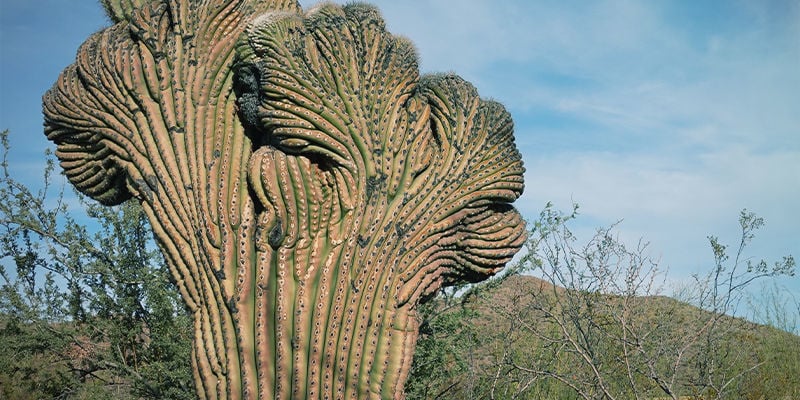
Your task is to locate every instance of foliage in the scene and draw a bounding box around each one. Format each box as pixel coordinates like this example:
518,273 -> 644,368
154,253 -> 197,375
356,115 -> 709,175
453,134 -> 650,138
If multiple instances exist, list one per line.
407,203 -> 798,399
0,130 -> 193,399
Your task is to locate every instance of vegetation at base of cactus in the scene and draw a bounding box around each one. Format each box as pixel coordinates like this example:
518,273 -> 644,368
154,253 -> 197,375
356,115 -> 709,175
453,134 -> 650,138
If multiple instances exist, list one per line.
0,131 -> 195,399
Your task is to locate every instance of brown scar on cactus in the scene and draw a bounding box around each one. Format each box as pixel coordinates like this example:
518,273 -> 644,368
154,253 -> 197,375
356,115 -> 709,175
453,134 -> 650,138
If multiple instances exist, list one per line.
43,0 -> 525,399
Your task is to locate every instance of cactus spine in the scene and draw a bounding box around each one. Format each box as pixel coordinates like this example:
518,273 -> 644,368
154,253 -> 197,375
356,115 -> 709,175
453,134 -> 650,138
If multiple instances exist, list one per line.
43,1 -> 525,398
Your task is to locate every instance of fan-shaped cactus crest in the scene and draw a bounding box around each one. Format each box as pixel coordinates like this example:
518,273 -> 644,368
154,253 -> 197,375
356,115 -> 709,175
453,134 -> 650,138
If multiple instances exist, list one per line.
43,0 -> 525,398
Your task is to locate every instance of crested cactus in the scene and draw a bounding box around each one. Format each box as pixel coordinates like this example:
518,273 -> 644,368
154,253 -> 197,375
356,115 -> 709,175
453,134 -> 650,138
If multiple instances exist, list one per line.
43,0 -> 525,398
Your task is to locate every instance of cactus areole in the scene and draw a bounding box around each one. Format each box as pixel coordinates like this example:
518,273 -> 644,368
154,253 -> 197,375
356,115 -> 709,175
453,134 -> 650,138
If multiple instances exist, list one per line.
43,0 -> 525,398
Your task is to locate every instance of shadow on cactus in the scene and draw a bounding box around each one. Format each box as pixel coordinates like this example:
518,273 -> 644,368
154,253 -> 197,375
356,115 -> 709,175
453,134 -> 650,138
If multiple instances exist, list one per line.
42,0 -> 525,398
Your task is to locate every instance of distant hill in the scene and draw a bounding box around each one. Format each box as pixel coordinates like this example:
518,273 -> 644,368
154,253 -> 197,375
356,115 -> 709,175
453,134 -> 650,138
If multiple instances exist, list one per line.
407,274 -> 800,399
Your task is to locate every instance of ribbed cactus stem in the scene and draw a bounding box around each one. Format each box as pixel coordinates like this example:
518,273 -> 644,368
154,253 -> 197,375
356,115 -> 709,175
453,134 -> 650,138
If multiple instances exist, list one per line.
43,1 -> 525,399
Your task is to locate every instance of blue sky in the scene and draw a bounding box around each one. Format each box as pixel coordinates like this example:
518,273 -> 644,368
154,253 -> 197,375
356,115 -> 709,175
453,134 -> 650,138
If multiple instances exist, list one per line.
1,1 -> 798,315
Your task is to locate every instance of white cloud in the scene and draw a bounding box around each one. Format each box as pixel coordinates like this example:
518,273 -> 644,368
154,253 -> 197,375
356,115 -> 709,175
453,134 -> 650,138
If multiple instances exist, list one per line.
520,146 -> 800,277
523,147 -> 799,221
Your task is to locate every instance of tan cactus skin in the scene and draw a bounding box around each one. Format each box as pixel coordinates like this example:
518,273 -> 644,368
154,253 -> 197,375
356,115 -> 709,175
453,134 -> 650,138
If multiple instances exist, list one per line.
43,1 -> 525,398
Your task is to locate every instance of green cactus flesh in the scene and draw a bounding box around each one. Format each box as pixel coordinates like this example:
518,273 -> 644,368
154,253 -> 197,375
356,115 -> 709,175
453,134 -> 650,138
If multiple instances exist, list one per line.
43,1 -> 525,399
